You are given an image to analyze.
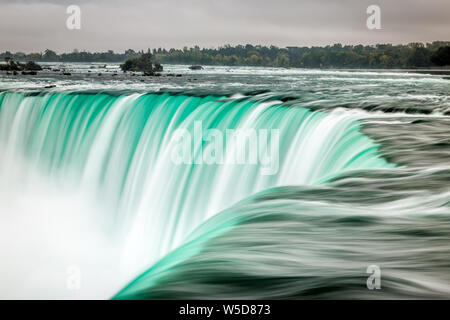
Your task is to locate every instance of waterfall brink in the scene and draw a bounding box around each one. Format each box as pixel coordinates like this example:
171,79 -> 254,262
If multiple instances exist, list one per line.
0,91 -> 393,298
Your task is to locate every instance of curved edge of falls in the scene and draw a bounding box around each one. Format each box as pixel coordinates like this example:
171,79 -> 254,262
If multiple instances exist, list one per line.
0,90 -> 396,299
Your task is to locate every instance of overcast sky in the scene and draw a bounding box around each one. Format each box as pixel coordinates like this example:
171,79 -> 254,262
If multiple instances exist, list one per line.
0,0 -> 449,53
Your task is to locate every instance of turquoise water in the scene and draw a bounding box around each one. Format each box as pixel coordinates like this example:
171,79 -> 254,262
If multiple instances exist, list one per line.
0,64 -> 449,299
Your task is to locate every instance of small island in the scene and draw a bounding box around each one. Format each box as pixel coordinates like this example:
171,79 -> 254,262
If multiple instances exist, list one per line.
0,58 -> 42,75
120,52 -> 163,76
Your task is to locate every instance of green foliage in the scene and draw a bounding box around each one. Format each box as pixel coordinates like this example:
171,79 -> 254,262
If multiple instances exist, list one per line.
0,58 -> 42,71
406,43 -> 431,67
0,49 -> 142,63
43,49 -> 58,62
1,42 -> 450,69
431,46 -> 450,66
119,52 -> 163,73
120,52 -> 156,72
152,42 -> 450,68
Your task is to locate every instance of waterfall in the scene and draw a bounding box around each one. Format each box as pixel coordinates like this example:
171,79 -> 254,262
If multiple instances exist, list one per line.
0,91 -> 393,298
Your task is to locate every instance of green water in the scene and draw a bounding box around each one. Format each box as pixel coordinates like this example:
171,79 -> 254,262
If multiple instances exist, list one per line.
0,65 -> 449,299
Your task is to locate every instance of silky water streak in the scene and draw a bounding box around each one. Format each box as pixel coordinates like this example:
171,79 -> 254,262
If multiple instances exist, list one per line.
170,120 -> 280,175
0,91 -> 393,298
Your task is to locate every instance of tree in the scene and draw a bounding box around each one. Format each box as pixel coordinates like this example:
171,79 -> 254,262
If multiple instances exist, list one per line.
406,43 -> 430,67
120,52 -> 161,74
431,46 -> 450,66
43,49 -> 59,62
3,42 -> 450,68
248,54 -> 262,66
274,53 -> 290,67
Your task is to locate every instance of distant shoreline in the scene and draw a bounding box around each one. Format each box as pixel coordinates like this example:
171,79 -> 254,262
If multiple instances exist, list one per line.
3,62 -> 450,74
36,61 -> 450,72
1,42 -> 450,69
1,64 -> 450,79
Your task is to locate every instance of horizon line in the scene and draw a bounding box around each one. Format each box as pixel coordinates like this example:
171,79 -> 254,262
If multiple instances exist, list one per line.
2,40 -> 449,55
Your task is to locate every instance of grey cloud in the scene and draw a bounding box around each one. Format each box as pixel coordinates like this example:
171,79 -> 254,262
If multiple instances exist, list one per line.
0,0 -> 449,52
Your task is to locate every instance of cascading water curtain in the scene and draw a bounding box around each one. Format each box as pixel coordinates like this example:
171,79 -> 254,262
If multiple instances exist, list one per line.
0,91 -> 394,298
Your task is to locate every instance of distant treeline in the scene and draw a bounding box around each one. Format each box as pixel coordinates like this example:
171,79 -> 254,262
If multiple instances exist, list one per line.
0,49 -> 141,63
2,42 -> 450,68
